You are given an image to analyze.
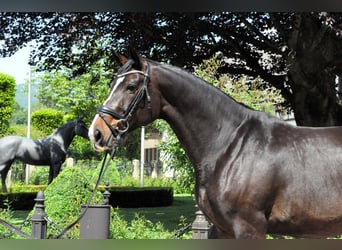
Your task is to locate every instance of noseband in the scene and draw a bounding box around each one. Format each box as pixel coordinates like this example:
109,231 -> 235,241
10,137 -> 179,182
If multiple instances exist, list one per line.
96,62 -> 151,141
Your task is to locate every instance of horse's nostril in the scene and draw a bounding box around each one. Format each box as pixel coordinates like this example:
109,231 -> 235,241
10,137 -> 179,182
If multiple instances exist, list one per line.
94,129 -> 102,142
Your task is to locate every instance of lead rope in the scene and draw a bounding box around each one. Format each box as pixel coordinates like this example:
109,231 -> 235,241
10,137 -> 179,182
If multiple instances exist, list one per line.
55,134 -> 120,239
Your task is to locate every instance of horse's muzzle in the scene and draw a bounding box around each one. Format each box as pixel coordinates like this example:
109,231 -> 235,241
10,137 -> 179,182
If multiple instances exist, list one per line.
89,121 -> 127,152
89,128 -> 108,152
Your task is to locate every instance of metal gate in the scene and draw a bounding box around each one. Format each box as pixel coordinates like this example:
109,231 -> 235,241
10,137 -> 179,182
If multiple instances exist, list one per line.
0,185 -> 112,239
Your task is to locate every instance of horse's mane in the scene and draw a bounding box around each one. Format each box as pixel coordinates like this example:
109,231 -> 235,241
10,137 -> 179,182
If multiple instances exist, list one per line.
153,59 -> 255,110
43,120 -> 77,141
149,59 -> 281,124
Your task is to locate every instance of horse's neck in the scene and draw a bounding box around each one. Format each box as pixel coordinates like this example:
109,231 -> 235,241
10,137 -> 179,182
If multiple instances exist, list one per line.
50,124 -> 76,151
156,65 -> 251,166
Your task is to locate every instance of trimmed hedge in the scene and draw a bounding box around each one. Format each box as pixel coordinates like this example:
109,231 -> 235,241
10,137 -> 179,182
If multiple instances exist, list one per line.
0,72 -> 16,136
31,108 -> 64,135
106,187 -> 173,208
0,187 -> 173,210
0,192 -> 36,210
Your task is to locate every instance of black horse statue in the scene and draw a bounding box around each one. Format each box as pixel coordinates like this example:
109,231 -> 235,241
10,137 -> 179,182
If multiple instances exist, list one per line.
0,119 -> 89,193
89,49 -> 342,239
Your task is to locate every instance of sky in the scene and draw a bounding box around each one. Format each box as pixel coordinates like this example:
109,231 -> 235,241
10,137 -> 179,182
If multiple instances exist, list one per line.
0,46 -> 31,84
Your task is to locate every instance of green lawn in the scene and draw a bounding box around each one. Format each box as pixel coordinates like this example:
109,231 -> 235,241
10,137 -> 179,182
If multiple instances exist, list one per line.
13,194 -> 197,232
117,194 -> 196,231
12,210 -> 30,226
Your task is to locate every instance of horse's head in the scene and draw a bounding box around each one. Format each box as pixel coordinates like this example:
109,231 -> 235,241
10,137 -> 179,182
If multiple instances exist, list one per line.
75,119 -> 89,139
89,49 -> 160,152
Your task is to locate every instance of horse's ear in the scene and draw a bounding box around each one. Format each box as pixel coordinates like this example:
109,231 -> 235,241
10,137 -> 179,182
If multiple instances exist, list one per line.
113,52 -> 128,66
128,47 -> 142,70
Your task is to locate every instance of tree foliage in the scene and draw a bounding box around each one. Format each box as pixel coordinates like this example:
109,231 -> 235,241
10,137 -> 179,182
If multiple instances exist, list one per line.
1,12 -> 342,126
10,103 -> 27,125
195,53 -> 285,115
0,72 -> 16,136
36,62 -> 110,122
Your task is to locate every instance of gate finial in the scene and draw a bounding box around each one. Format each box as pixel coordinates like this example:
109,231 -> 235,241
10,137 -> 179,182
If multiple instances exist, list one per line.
31,190 -> 47,239
102,181 -> 111,205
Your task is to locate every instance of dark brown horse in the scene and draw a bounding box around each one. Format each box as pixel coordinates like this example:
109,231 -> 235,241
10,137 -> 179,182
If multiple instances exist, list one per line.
89,49 -> 342,239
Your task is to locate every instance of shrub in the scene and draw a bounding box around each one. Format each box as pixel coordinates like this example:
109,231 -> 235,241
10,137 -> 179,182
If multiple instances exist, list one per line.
19,166 -> 103,239
42,166 -> 103,238
62,113 -> 76,123
119,175 -> 193,195
67,136 -> 96,160
0,73 -> 16,136
81,158 -> 125,186
110,209 -> 173,239
29,167 -> 49,185
0,200 -> 16,238
9,185 -> 47,193
31,108 -> 63,135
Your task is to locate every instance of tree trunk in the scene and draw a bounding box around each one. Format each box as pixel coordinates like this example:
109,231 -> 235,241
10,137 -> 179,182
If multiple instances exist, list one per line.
287,13 -> 342,127
291,72 -> 342,127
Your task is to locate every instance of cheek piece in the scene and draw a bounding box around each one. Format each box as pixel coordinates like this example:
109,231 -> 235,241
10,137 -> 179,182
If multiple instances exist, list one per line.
96,62 -> 151,146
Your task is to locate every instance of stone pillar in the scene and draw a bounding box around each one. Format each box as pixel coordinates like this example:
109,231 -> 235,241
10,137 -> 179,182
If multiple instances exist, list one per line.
66,157 -> 74,167
151,160 -> 161,178
192,206 -> 211,239
132,159 -> 140,179
6,169 -> 11,191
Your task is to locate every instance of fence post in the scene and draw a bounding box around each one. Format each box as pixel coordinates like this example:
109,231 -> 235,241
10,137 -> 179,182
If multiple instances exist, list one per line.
102,181 -> 111,205
79,181 -> 111,239
31,191 -> 47,239
132,159 -> 140,179
192,205 -> 211,239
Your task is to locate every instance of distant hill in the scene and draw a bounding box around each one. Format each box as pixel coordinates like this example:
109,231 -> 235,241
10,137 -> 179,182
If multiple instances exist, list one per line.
15,83 -> 38,108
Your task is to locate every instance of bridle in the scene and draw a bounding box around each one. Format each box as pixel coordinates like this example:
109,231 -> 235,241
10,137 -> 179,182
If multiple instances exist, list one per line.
96,62 -> 151,143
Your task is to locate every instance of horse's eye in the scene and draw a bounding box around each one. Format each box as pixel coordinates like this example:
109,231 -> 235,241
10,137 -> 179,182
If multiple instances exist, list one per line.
126,85 -> 136,92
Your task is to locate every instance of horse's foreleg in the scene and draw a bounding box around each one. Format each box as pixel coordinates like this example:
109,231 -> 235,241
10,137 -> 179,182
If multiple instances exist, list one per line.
231,210 -> 267,239
48,166 -> 53,184
209,225 -> 235,239
0,164 -> 11,193
48,164 -> 62,184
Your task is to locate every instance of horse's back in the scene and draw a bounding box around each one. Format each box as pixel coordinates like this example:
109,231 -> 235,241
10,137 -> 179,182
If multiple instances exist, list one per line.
0,136 -> 47,165
0,136 -> 24,169
0,135 -> 23,145
0,136 -> 23,157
